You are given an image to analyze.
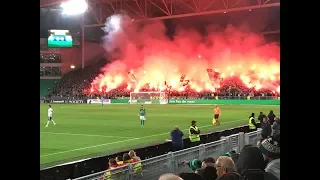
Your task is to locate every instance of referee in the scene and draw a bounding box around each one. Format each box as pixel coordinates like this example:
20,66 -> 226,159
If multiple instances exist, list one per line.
213,105 -> 221,125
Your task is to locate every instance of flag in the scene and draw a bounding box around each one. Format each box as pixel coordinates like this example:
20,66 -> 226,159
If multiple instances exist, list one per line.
207,69 -> 221,82
180,75 -> 186,82
128,71 -> 136,82
183,80 -> 190,86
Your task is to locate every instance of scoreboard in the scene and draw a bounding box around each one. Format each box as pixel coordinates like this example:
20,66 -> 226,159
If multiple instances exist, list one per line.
47,30 -> 73,48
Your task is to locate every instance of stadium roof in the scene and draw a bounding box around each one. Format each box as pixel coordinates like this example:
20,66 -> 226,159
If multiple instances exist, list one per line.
40,0 -> 279,41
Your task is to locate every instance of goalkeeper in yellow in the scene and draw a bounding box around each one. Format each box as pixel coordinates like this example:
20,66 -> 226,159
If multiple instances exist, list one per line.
138,105 -> 147,128
213,105 -> 221,125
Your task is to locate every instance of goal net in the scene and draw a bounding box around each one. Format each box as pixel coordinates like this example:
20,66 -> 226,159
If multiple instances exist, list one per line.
129,92 -> 168,104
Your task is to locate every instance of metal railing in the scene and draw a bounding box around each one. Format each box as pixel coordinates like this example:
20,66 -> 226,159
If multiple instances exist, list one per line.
73,130 -> 262,180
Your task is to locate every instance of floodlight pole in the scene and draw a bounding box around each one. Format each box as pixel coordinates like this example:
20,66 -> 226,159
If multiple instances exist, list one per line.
81,14 -> 85,69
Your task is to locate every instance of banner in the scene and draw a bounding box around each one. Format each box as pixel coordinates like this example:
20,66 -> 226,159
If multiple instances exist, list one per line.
168,99 -> 280,105
51,100 -> 85,104
52,100 -> 64,103
87,99 -> 111,104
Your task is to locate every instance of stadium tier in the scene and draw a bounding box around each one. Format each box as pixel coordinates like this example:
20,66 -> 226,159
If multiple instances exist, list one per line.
40,79 -> 60,98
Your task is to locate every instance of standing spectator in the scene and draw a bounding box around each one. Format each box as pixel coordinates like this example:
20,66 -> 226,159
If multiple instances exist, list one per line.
248,113 -> 257,132
272,117 -> 280,136
261,117 -> 272,139
267,110 -> 276,125
170,126 -> 184,152
258,112 -> 267,124
258,135 -> 280,179
189,120 -> 201,147
215,156 -> 235,178
236,147 -> 265,174
236,147 -> 278,180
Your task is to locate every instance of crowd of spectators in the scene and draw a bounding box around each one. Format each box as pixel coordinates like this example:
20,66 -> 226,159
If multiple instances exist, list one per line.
157,133 -> 280,180
100,116 -> 280,180
46,58 -> 279,100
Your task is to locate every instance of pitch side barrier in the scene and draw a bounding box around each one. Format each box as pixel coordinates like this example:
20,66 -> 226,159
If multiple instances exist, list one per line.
168,99 -> 280,105
40,124 -> 262,180
109,97 -> 280,105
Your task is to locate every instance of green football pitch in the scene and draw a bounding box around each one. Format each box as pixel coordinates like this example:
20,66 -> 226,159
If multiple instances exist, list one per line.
40,103 -> 280,168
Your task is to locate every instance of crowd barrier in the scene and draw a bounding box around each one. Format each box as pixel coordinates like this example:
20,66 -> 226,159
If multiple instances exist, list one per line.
42,96 -> 280,103
72,129 -> 262,180
167,99 -> 279,105
110,97 -> 279,104
40,124 -> 262,180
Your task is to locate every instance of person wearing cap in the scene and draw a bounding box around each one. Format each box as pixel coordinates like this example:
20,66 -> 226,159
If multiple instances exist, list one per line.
248,113 -> 257,132
258,135 -> 280,180
189,120 -> 201,147
170,126 -> 184,152
182,159 -> 202,172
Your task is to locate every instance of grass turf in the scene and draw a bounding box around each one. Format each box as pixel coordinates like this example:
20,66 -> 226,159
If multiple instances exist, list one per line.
40,103 -> 279,168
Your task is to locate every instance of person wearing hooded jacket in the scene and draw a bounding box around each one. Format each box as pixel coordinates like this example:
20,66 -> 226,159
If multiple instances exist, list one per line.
235,147 -> 278,180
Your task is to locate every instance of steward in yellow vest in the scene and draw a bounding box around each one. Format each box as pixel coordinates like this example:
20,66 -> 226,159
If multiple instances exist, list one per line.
189,120 -> 201,147
101,158 -> 118,180
248,113 -> 257,131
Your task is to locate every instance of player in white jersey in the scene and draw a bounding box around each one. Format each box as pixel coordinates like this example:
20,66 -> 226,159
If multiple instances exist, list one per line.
46,105 -> 56,127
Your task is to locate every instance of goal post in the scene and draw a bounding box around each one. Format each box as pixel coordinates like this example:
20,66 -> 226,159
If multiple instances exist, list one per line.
129,92 -> 168,104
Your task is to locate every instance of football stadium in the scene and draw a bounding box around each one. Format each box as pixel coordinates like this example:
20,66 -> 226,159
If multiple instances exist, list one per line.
40,0 -> 280,180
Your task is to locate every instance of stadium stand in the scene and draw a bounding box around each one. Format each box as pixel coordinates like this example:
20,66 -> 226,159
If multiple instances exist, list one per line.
44,56 -> 278,100
65,128 -> 280,180
41,57 -> 280,180
40,79 -> 60,98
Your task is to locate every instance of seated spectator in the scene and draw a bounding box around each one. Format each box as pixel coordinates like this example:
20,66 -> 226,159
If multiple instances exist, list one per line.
178,172 -> 203,180
215,156 -> 235,178
236,147 -> 278,180
108,158 -> 118,169
258,135 -> 280,180
101,158 -> 118,180
196,166 -> 217,180
201,157 -> 215,168
221,150 -> 236,157
127,150 -> 143,175
123,153 -> 133,164
183,159 -> 202,172
216,172 -> 245,180
128,150 -> 141,162
159,173 -> 182,180
115,155 -> 125,167
241,144 -> 253,153
230,153 -> 240,163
